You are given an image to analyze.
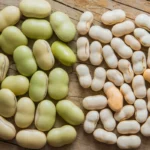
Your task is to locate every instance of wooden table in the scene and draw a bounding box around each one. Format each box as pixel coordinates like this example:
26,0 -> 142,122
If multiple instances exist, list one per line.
0,0 -> 150,149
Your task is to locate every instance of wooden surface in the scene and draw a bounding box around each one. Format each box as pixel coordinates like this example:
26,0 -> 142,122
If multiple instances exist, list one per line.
0,0 -> 150,150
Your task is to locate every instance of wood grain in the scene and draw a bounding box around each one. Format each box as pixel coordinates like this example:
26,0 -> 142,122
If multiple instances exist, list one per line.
0,0 -> 150,150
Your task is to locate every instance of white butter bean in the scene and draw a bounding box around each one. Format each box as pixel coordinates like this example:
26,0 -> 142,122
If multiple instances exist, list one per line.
84,111 -> 99,134
117,120 -> 140,134
114,105 -> 135,121
132,75 -> 146,98
91,67 -> 106,91
100,108 -> 116,131
89,25 -> 112,43
134,28 -> 150,47
147,47 -> 150,68
102,45 -> 118,69
76,64 -> 92,88
135,14 -> 150,31
118,59 -> 134,83
134,99 -> 148,123
77,11 -> 93,35
120,83 -> 135,104
107,69 -> 124,86
132,51 -> 146,75
82,95 -> 107,110
111,38 -> 133,59
124,35 -> 141,51
101,9 -> 126,25
112,20 -> 135,37
89,41 -> 103,66
147,88 -> 150,112
93,128 -> 117,144
141,116 -> 150,136
117,135 -> 141,149
77,37 -> 89,61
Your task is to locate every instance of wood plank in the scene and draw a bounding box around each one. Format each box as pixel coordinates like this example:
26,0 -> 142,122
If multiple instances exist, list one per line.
55,0 -> 149,20
115,0 -> 150,13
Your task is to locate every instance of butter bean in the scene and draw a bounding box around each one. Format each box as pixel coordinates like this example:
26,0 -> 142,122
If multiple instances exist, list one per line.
0,89 -> 17,118
13,46 -> 37,77
100,108 -> 116,131
1,75 -> 29,96
93,128 -> 117,144
0,53 -> 9,82
51,41 -> 76,66
50,11 -> 76,42
56,100 -> 84,125
47,125 -> 77,147
0,116 -> 16,140
76,64 -> 92,88
33,40 -> 55,70
29,71 -> 48,102
35,100 -> 56,131
19,0 -> 51,18
0,6 -> 20,32
114,105 -> 135,121
91,67 -> 106,91
16,129 -> 46,149
48,68 -> 69,100
0,26 -> 28,55
82,95 -> 107,110
104,82 -> 123,112
15,97 -> 35,128
21,19 -> 53,40
84,111 -> 99,133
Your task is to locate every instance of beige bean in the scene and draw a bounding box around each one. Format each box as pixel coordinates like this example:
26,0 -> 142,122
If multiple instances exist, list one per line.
0,116 -> 16,140
100,108 -> 116,131
124,35 -> 141,50
134,99 -> 148,123
107,69 -> 124,86
33,39 -> 55,70
141,116 -> 150,136
120,83 -> 135,104
135,14 -> 150,31
101,9 -> 126,25
111,38 -> 133,59
93,128 -> 117,144
77,37 -> 89,61
114,105 -> 135,121
102,45 -> 118,68
76,64 -> 92,88
82,95 -> 107,110
84,111 -> 99,133
132,75 -> 146,98
118,59 -> 134,83
89,25 -> 112,43
117,120 -> 140,134
147,47 -> 150,67
91,67 -> 106,91
117,135 -> 141,149
89,41 -> 103,66
0,89 -> 17,118
143,69 -> 150,83
77,11 -> 93,35
104,82 -> 123,112
112,20 -> 135,37
16,129 -> 46,149
147,88 -> 150,112
132,51 -> 146,75
15,97 -> 35,128
0,53 -> 9,83
134,28 -> 150,47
